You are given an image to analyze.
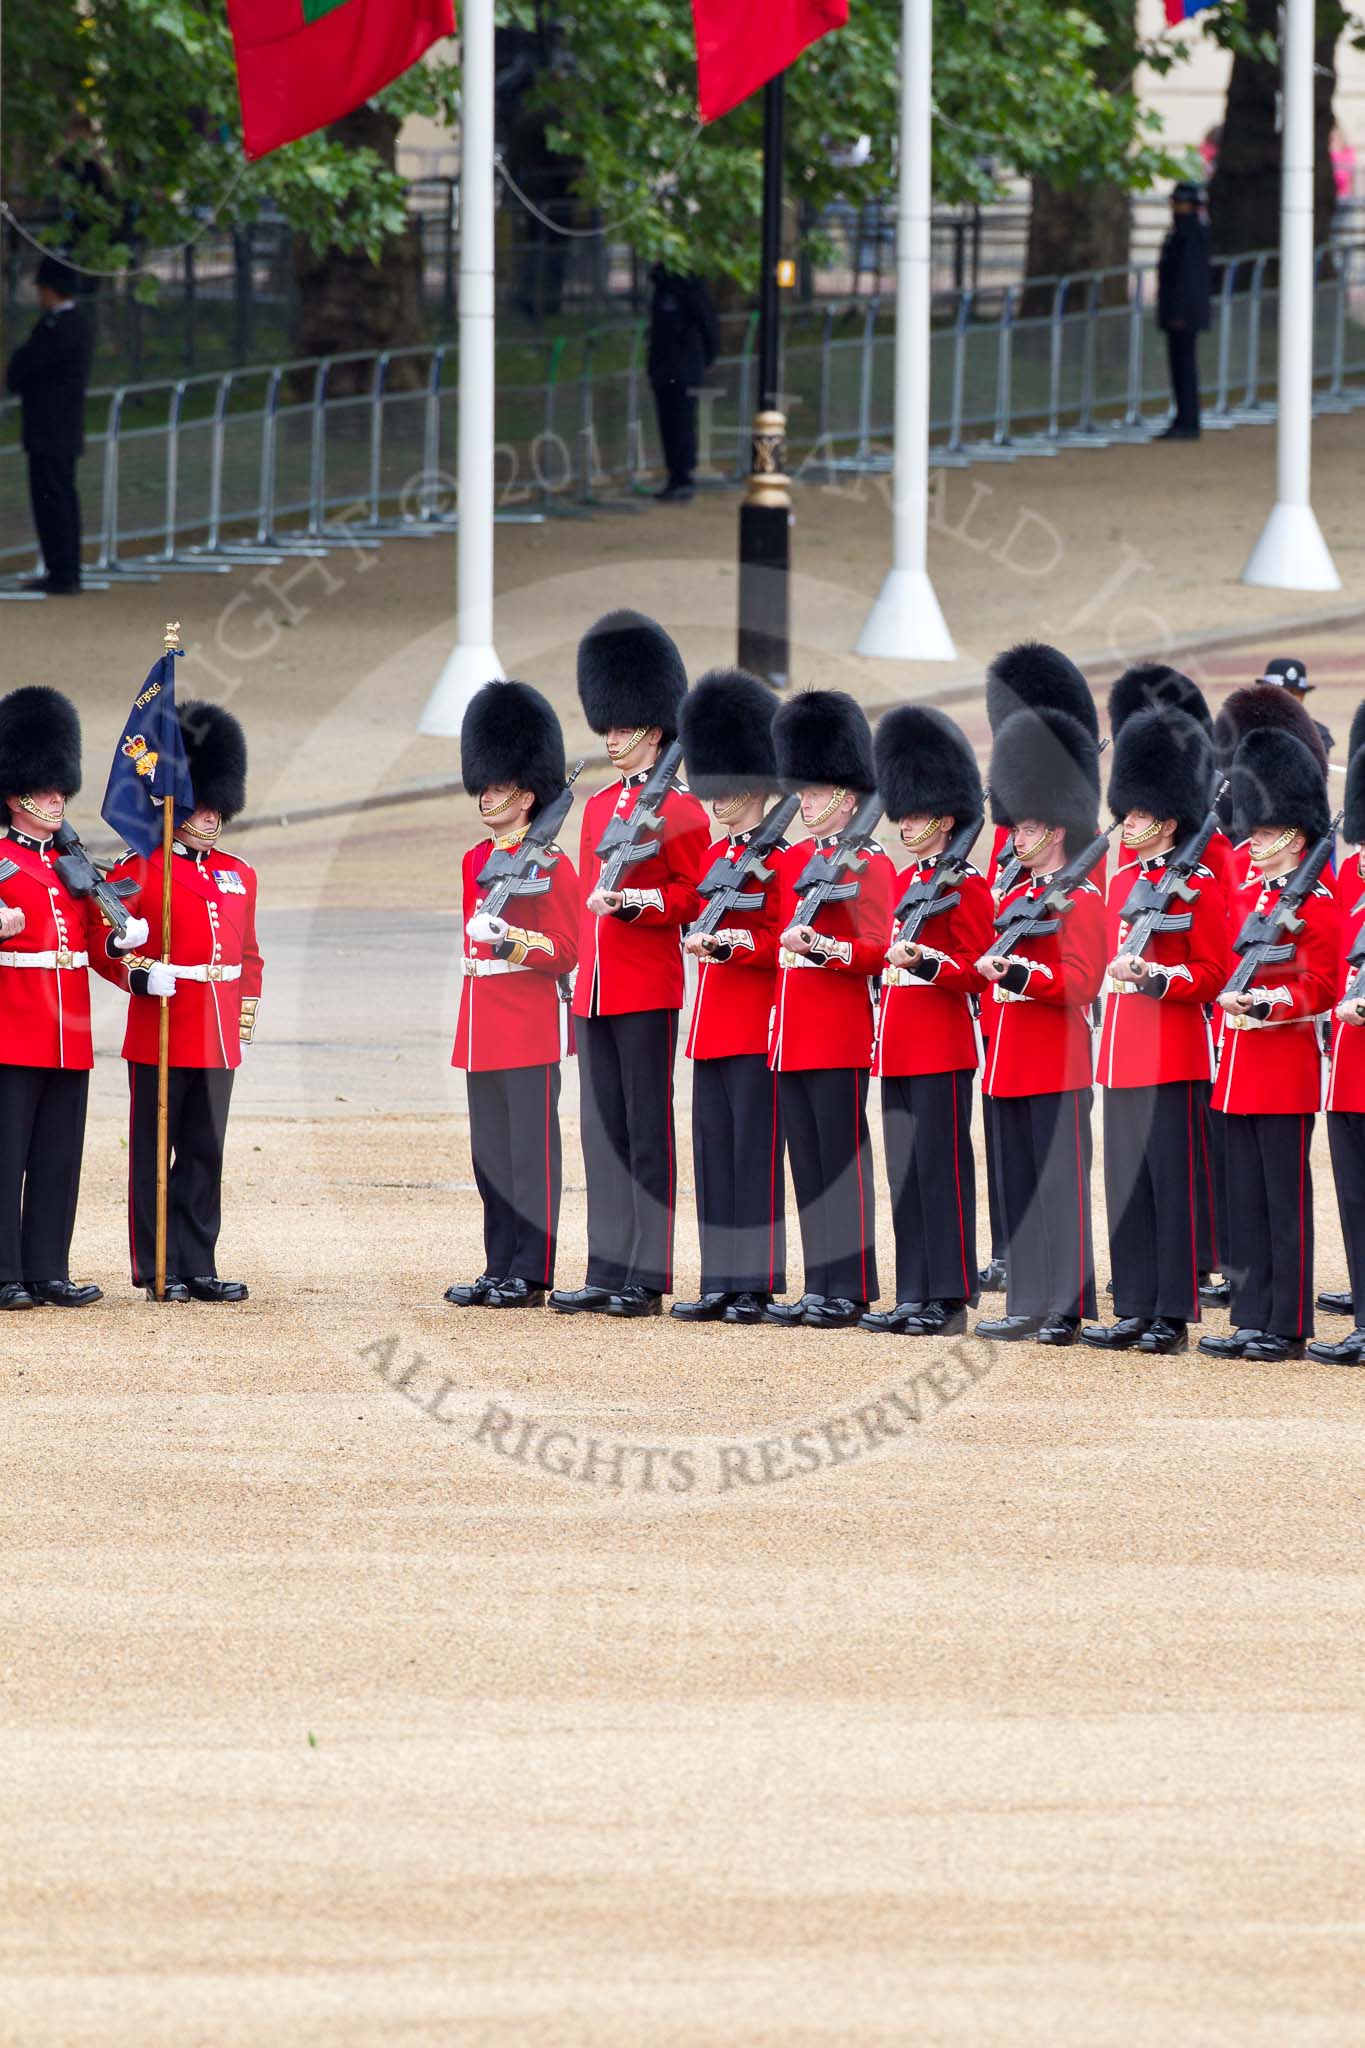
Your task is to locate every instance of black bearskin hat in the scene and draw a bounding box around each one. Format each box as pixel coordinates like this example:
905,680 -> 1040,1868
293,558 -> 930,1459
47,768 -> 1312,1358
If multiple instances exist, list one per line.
773,689 -> 876,795
461,679 -> 566,819
985,641 -> 1098,739
1108,708 -> 1213,842
1108,662 -> 1212,738
990,707 -> 1100,854
178,700 -> 247,822
1230,728 -> 1330,844
1344,700 -> 1365,847
576,610 -> 688,739
874,704 -> 983,825
0,685 -> 81,802
679,667 -> 779,799
1214,684 -> 1328,831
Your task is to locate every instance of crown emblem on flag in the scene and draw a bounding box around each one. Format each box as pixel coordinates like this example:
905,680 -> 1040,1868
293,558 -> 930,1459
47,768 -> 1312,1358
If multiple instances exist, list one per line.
121,734 -> 159,780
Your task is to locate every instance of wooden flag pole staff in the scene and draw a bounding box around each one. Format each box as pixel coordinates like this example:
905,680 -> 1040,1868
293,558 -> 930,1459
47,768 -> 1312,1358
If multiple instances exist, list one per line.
154,621 -> 180,1303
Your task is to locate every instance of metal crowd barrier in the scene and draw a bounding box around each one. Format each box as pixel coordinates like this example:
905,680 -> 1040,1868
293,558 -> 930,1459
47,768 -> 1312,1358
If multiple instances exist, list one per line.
3,236 -> 1364,593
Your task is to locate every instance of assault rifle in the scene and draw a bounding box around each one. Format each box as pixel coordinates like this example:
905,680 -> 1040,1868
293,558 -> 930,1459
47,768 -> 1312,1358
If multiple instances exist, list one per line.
1222,810 -> 1342,999
788,789 -> 886,930
0,855 -> 17,920
690,792 -> 800,939
592,738 -> 684,896
50,820 -> 138,940
892,811 -> 985,943
989,820 -> 1118,952
1339,881 -> 1365,1009
1114,799 -> 1223,961
474,761 -> 584,918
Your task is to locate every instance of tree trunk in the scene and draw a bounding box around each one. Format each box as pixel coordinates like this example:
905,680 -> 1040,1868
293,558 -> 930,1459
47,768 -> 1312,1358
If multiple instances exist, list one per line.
1020,0 -> 1136,312
1209,0 -> 1340,261
291,105 -> 425,391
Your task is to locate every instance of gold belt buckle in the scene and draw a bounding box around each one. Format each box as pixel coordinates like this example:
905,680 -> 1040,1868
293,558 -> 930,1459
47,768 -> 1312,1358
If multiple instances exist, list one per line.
55,949 -> 73,970
206,964 -> 223,982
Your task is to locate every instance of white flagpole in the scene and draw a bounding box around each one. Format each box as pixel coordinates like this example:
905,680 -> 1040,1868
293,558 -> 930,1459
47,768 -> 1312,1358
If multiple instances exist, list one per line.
419,0 -> 503,734
856,0 -> 955,662
1241,0 -> 1339,590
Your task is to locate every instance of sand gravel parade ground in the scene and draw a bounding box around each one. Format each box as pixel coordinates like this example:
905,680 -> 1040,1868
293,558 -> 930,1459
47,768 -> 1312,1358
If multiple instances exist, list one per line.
7,419 -> 1365,2045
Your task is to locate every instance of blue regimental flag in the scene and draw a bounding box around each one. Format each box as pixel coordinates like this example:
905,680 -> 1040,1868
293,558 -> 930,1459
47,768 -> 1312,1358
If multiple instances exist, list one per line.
101,653 -> 196,857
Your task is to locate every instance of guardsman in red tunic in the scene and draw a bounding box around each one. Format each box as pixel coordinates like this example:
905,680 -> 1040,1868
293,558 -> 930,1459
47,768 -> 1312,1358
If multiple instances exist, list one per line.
550,612 -> 708,1319
445,680 -> 579,1310
1199,728 -> 1339,1362
0,687 -> 151,1309
862,704 -> 990,1338
976,706 -> 1107,1345
1312,703 -> 1365,1363
764,690 -> 893,1329
978,642 -> 1100,1296
96,702 -> 263,1303
1204,684 -> 1332,1305
1107,662 -> 1230,1298
1083,707 -> 1228,1355
672,667 -> 787,1324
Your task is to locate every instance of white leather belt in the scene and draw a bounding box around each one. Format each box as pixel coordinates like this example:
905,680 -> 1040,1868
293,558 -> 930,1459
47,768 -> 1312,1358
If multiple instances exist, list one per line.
464,957 -> 530,978
0,948 -> 88,970
171,961 -> 241,983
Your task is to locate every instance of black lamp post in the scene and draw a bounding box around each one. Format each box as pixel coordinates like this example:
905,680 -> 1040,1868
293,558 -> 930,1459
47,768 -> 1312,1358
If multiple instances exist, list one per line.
737,75 -> 791,688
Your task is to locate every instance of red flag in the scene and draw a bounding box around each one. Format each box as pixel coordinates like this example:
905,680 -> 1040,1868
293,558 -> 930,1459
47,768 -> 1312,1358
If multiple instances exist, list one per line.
692,0 -> 848,123
228,0 -> 456,160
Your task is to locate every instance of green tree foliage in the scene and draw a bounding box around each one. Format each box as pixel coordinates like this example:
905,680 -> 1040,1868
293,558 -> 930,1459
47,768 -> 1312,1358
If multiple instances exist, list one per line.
515,0 -> 1185,285
0,0 -> 458,280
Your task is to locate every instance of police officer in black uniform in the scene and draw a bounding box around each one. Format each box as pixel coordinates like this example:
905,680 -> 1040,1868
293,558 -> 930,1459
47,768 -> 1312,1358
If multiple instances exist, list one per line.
5,256 -> 92,595
1156,181 -> 1212,442
647,265 -> 720,502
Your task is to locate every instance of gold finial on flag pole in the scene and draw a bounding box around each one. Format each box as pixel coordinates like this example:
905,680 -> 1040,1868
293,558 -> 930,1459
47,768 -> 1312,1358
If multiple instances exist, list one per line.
163,621 -> 182,653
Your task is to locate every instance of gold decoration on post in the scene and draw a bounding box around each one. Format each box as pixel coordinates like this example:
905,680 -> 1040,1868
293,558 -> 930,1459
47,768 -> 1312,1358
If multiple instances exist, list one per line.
163,621 -> 182,653
743,409 -> 791,511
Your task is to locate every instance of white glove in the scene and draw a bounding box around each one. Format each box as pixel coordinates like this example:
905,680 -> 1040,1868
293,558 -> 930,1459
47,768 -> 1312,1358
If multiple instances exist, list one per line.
146,962 -> 177,998
113,915 -> 150,952
467,911 -> 509,946
0,905 -> 26,942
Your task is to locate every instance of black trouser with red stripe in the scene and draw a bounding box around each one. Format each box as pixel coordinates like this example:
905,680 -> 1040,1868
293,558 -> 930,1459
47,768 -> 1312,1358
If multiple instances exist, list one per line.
1193,1078 -> 1221,1276
990,1086 -> 1096,1322
881,1068 -> 978,1306
981,1090 -> 1008,1263
1225,1111 -> 1315,1340
128,1061 -> 234,1285
578,1009 -> 679,1295
1327,1111 -> 1365,1311
467,1063 -> 562,1288
779,1066 -> 878,1304
692,1053 -> 786,1297
1103,1081 -> 1203,1323
0,1065 -> 88,1285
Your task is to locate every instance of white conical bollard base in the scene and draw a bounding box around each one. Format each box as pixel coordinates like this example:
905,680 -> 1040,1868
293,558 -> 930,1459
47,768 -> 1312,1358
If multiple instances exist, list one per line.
855,566 -> 957,663
1241,501 -> 1341,592
418,642 -> 505,737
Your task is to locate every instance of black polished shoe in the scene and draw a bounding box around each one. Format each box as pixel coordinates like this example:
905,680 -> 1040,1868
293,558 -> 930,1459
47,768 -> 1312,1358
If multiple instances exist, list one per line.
902,1300 -> 968,1337
1038,1315 -> 1082,1346
1197,1327 -> 1261,1358
605,1286 -> 663,1318
977,1259 -> 1007,1293
723,1292 -> 770,1323
187,1276 -> 249,1303
1307,1327 -> 1365,1364
548,1284 -> 614,1314
803,1297 -> 866,1329
0,1282 -> 36,1310
484,1278 -> 545,1308
1139,1317 -> 1188,1355
858,1301 -> 925,1333
670,1293 -> 731,1322
145,1279 -> 191,1303
444,1273 -> 499,1308
1243,1333 -> 1305,1362
975,1314 -> 1041,1342
764,1293 -> 825,1325
1316,1290 -> 1355,1317
1081,1316 -> 1148,1351
28,1279 -> 103,1308
1198,1276 -> 1232,1308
